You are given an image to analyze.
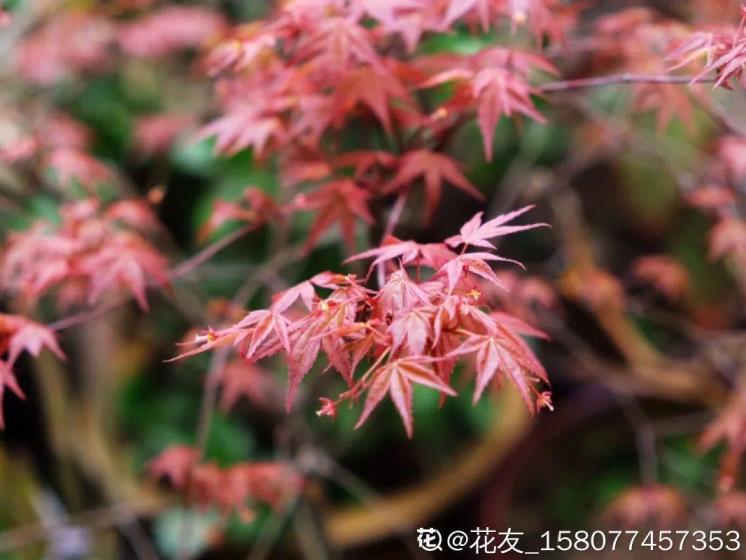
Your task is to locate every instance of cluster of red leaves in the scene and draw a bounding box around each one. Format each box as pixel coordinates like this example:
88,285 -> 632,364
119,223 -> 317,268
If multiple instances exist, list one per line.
118,6 -> 227,59
0,314 -> 64,428
17,5 -> 226,85
592,8 -> 696,130
0,111 -> 113,191
681,136 -> 746,291
132,113 -> 195,157
0,199 -> 168,310
196,0 -> 568,245
148,445 -> 301,520
671,5 -> 746,89
173,207 -> 550,437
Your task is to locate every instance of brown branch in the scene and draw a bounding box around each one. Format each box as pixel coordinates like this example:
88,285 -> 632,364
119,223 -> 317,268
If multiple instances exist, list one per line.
538,73 -> 714,93
168,225 -> 255,281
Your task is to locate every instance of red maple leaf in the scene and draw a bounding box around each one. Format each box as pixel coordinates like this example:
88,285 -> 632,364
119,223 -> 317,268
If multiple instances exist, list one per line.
448,324 -> 548,409
80,233 -> 169,311
149,445 -> 199,489
345,235 -> 456,274
422,49 -> 555,159
445,206 -> 547,249
198,110 -> 285,157
355,357 -> 456,437
389,308 -> 433,355
294,16 -> 380,74
293,179 -> 374,252
332,66 -> 413,134
384,150 -> 484,220
210,359 -> 277,412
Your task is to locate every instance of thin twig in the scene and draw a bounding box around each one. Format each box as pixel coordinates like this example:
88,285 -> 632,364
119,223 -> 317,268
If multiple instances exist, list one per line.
176,242 -> 305,560
538,73 -> 714,93
169,225 -> 255,280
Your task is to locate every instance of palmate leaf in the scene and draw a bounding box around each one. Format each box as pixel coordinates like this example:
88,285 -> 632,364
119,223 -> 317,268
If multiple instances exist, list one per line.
355,357 -> 456,438
448,325 -> 548,409
421,48 -> 555,160
332,66 -> 413,134
169,205 -> 551,437
445,206 -> 548,249
0,314 -> 66,428
345,235 -> 456,274
293,179 -> 374,252
384,150 -> 484,220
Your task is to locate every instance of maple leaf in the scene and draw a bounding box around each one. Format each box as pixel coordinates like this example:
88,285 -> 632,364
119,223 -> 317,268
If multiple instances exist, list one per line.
206,32 -> 278,76
633,255 -> 689,302
422,49 -> 555,159
696,27 -> 746,89
448,325 -> 548,409
389,308 -> 433,355
355,357 -> 456,437
80,234 -> 169,311
384,150 -> 483,220
199,187 -> 278,240
198,110 -> 286,157
0,315 -> 65,366
45,148 -> 113,189
118,6 -> 226,59
234,309 -> 292,359
440,252 -> 519,292
271,280 -> 318,313
375,268 -> 430,316
294,16 -> 379,74
472,67 -> 546,159
211,359 -> 277,412
443,0 -> 497,31
149,445 -> 199,489
285,317 -> 323,409
345,235 -> 456,274
294,179 -> 373,252
332,150 -> 397,178
446,206 -> 547,249
363,0 -> 443,52
332,66 -> 412,134
491,311 -> 549,340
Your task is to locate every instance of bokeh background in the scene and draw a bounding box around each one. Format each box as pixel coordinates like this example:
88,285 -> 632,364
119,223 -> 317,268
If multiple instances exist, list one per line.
1,0 -> 746,559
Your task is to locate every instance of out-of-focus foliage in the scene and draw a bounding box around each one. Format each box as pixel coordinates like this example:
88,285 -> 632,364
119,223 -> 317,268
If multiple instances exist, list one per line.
1,1 -> 746,559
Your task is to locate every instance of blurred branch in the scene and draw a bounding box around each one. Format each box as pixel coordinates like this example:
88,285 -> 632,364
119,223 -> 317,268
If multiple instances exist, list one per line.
0,503 -> 156,558
322,390 -> 529,548
539,73 -> 714,93
177,241 -> 305,560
